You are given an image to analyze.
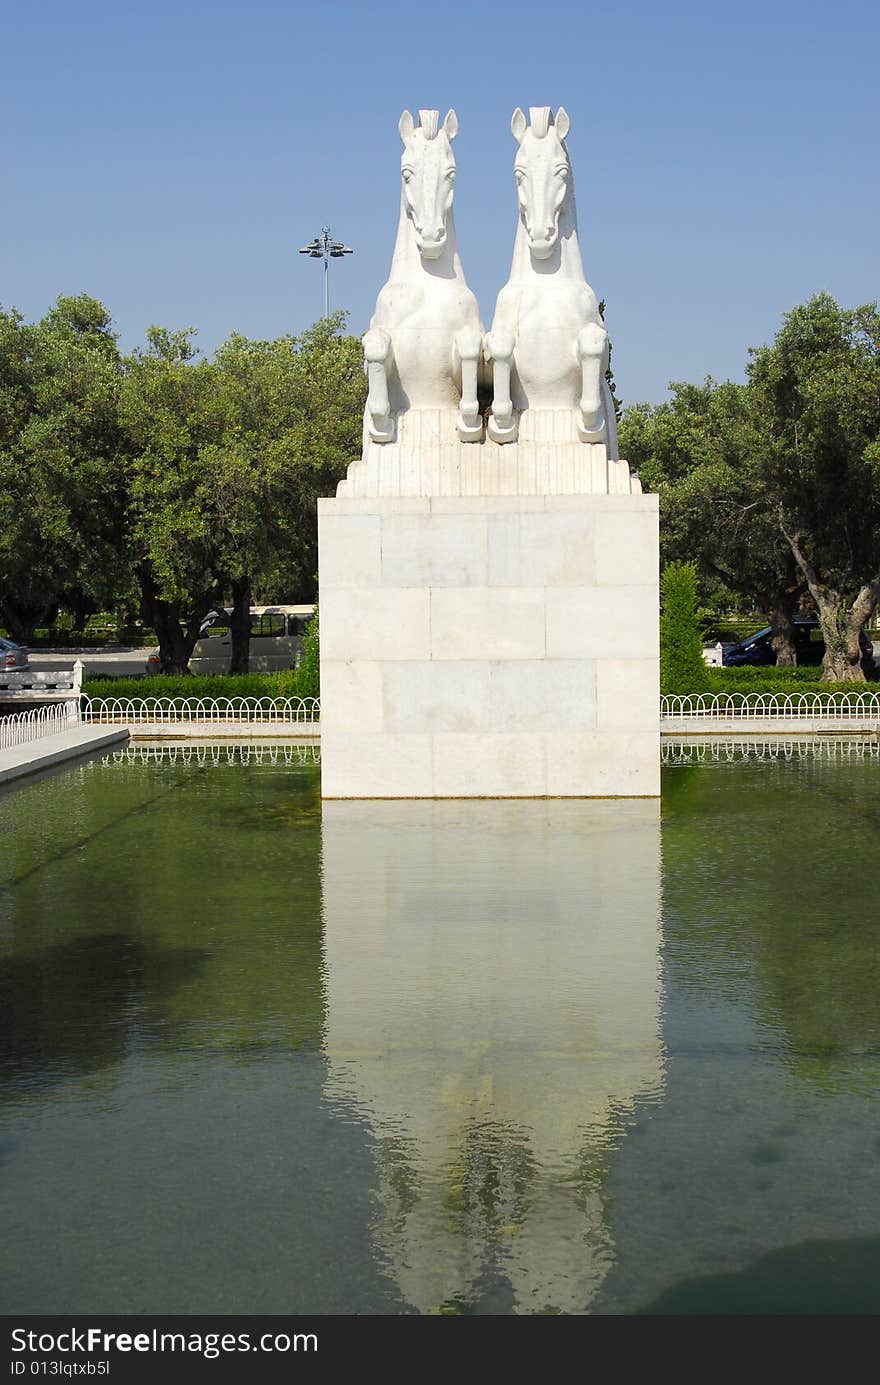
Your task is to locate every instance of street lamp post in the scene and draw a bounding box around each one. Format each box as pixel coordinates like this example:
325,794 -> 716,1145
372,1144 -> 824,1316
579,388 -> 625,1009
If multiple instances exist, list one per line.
298,226 -> 353,318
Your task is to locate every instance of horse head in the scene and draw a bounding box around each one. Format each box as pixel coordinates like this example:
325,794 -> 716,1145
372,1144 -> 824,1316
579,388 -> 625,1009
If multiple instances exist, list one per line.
510,105 -> 571,260
398,108 -> 458,260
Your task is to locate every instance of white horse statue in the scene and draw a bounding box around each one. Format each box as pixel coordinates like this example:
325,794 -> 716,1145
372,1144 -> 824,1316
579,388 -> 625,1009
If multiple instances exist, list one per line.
486,106 -> 618,452
363,109 -> 484,445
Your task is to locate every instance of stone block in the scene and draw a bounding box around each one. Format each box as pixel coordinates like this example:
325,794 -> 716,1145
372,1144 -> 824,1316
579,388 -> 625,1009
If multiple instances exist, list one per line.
488,660 -> 597,731
596,659 -> 659,730
321,732 -> 434,798
320,660 -> 384,733
381,513 -> 489,587
318,514 -> 381,588
487,510 -> 595,587
319,495 -> 430,516
546,586 -> 656,659
382,661 -> 490,733
594,509 -> 659,586
320,588 -> 430,661
432,733 -> 547,797
429,495 -> 547,514
430,587 -> 546,661
545,732 -> 661,797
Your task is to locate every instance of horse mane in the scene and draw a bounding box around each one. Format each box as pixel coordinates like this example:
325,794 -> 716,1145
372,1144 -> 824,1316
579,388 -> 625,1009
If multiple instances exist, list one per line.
418,110 -> 439,140
529,107 -> 552,139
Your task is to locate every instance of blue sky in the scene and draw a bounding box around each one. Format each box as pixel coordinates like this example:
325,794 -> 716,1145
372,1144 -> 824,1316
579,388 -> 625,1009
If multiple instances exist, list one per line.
3,0 -> 878,404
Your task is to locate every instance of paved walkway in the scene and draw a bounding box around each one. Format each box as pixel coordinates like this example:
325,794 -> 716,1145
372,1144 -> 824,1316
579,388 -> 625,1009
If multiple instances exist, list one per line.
122,721 -> 320,740
661,716 -> 880,735
0,726 -> 129,785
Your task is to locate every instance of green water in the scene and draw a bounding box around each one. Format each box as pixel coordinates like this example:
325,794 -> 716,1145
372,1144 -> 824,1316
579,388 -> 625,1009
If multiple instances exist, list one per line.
1,741 -> 879,1314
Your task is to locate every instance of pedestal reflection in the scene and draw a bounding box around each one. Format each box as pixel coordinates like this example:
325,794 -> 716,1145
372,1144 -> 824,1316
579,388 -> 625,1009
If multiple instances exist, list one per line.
321,799 -> 663,1313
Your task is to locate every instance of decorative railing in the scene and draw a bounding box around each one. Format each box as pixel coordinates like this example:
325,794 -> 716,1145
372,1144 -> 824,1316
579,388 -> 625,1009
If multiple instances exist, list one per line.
113,742 -> 321,767
661,692 -> 880,721
82,696 -> 320,725
56,690 -> 880,731
0,700 -> 80,751
663,736 -> 880,765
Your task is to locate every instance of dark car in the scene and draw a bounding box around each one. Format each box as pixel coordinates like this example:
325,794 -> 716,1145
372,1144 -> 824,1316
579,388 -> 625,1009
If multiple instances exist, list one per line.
0,636 -> 29,671
723,618 -> 874,672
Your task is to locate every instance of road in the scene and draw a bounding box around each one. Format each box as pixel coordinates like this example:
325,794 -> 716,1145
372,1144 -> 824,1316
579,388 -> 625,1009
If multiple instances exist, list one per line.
27,648 -> 153,679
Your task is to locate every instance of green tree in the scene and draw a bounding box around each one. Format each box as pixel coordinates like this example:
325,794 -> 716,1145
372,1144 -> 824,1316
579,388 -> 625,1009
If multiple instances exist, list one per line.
209,315 -> 364,672
748,294 -> 880,681
621,380 -> 806,664
119,327 -> 225,673
121,315 -> 364,675
295,605 -> 319,699
0,295 -> 128,641
660,561 -> 708,694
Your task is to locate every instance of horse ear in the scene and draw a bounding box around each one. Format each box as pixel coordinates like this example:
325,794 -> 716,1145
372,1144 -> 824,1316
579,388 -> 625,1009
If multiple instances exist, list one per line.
555,106 -> 571,140
398,110 -> 415,141
443,109 -> 458,141
511,108 -> 527,142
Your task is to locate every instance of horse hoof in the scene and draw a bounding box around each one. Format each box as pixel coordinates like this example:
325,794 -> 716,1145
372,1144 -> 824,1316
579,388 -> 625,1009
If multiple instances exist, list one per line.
577,413 -> 606,444
369,413 -> 395,444
487,411 -> 518,444
457,412 -> 484,443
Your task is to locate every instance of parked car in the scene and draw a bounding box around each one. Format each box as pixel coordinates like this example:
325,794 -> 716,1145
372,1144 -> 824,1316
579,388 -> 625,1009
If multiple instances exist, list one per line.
0,636 -> 29,670
723,618 -> 874,673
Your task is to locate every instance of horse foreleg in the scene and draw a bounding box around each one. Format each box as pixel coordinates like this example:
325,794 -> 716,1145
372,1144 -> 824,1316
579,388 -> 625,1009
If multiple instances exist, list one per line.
363,326 -> 395,443
453,326 -> 483,442
576,323 -> 608,443
486,329 -> 518,444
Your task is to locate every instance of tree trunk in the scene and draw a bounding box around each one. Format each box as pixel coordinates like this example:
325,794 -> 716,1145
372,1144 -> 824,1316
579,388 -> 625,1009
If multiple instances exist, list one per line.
229,576 -> 251,674
65,589 -> 95,632
777,513 -> 879,683
764,596 -> 798,666
815,596 -> 867,682
0,598 -> 57,644
152,600 -> 193,674
138,569 -> 218,675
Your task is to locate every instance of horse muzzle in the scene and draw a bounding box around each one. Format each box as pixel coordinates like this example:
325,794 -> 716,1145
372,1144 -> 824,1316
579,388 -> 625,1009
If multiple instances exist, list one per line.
416,230 -> 447,259
528,232 -> 558,259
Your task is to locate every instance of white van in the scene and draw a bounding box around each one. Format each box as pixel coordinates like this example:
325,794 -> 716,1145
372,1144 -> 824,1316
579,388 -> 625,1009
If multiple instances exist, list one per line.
188,605 -> 315,674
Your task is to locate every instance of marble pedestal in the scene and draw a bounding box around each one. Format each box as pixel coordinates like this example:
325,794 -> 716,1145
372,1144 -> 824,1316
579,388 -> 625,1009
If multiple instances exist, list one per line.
318,451 -> 659,797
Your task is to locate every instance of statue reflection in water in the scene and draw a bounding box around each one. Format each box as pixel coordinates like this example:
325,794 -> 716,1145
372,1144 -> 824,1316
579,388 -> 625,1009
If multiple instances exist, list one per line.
321,800 -> 663,1314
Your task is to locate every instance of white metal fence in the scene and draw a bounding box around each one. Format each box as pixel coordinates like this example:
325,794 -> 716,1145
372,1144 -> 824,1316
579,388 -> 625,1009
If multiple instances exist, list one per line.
0,700 -> 80,751
661,692 -> 880,722
58,690 -> 880,730
82,696 -> 320,725
663,736 -> 880,765
113,742 -> 322,767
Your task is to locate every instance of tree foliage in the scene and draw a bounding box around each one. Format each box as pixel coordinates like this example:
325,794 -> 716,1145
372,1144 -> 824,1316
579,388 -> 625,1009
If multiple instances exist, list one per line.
119,313 -> 364,672
0,296 -> 128,641
748,294 -> 880,680
0,296 -> 364,671
659,561 -> 708,694
622,293 -> 880,679
621,380 -> 805,664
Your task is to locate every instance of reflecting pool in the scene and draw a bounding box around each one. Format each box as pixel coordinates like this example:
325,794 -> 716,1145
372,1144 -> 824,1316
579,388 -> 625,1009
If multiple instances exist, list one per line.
1,740 -> 879,1314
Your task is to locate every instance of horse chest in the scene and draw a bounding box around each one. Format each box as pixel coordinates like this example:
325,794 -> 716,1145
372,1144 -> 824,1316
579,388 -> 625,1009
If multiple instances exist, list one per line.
379,279 -> 470,406
511,287 -> 589,405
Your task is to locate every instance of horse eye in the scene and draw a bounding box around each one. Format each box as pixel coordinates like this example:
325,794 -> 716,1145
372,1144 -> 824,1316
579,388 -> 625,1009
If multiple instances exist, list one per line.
555,166 -> 569,178
402,169 -> 414,183
514,169 -> 525,184
445,169 -> 456,181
